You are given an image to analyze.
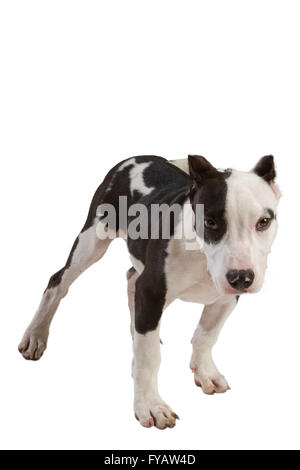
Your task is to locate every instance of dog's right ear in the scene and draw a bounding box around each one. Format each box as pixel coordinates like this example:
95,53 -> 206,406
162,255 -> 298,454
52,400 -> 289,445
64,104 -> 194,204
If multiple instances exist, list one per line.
253,155 -> 276,183
253,155 -> 281,199
188,155 -> 217,182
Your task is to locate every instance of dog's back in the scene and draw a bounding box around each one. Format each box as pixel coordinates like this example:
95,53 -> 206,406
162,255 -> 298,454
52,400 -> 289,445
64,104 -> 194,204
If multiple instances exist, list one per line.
83,155 -> 191,232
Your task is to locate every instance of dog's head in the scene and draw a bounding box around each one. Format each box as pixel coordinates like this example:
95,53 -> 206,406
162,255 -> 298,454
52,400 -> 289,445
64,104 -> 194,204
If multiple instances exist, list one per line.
189,154 -> 280,295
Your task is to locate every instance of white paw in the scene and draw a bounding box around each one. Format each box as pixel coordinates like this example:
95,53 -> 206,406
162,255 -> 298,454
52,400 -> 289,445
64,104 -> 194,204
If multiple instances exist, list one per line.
18,328 -> 48,361
134,400 -> 179,430
190,361 -> 230,395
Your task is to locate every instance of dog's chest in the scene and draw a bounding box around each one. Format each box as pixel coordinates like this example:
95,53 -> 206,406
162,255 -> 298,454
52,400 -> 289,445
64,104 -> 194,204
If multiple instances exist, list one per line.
165,239 -> 220,305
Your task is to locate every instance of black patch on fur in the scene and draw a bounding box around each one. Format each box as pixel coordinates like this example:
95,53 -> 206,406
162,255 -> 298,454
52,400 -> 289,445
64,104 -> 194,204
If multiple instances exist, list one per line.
76,154 -> 228,333
134,238 -> 168,334
127,185 -> 190,264
46,155 -> 230,334
253,155 -> 276,183
45,156 -> 191,307
188,155 -> 215,181
46,236 -> 79,290
81,159 -> 135,233
236,295 -> 240,303
45,158 -> 137,292
188,156 -> 228,244
122,157 -> 191,334
81,155 -> 190,236
132,187 -> 190,334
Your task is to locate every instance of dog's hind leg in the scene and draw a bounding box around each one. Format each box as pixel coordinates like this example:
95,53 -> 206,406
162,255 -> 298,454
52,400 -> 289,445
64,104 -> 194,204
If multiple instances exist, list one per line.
19,221 -> 113,361
126,266 -> 141,380
126,267 -> 139,339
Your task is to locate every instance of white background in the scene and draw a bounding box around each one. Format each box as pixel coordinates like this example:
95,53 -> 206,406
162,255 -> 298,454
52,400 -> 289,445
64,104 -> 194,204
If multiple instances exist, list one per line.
0,0 -> 298,450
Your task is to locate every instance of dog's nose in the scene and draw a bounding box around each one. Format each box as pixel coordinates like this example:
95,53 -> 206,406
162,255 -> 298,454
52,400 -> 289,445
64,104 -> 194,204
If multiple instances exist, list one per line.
226,269 -> 255,291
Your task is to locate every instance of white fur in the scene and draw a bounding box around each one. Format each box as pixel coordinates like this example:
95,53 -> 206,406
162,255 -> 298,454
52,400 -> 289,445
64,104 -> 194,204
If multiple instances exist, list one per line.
129,161 -> 154,196
129,254 -> 145,274
133,328 -> 177,429
117,157 -> 155,196
165,236 -> 220,305
170,158 -> 189,174
170,160 -> 279,296
190,297 -> 236,394
165,201 -> 220,304
204,170 -> 279,295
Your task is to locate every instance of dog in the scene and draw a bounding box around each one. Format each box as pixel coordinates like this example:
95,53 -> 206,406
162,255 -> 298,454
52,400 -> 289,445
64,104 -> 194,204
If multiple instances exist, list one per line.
19,154 -> 280,429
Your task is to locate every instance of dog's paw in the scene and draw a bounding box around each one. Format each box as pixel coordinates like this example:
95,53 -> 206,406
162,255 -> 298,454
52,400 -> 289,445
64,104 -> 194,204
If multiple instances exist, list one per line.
134,401 -> 179,430
18,329 -> 48,361
191,363 -> 230,395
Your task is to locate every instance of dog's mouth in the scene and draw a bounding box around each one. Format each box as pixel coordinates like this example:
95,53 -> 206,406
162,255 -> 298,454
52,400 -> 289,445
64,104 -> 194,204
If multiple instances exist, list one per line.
211,275 -> 260,296
223,286 -> 255,295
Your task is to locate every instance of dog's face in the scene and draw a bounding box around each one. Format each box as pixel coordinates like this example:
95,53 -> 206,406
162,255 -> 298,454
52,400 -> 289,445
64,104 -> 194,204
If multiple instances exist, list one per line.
189,155 -> 280,295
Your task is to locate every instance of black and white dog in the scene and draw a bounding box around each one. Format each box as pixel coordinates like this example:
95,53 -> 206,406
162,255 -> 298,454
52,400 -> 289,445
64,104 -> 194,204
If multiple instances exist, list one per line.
19,155 -> 280,429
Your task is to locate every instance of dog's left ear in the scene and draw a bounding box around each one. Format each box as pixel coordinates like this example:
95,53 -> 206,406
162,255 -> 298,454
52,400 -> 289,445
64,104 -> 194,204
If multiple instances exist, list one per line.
188,155 -> 217,182
253,155 -> 281,198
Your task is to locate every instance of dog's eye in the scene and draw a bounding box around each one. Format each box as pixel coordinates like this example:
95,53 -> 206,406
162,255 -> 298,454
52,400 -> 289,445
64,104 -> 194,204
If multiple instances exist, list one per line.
204,218 -> 218,230
256,217 -> 272,231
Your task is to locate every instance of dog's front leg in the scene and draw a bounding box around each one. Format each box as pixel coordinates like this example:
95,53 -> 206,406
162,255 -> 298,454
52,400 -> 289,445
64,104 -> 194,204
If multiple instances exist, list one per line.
133,329 -> 179,429
190,296 -> 238,395
132,274 -> 179,429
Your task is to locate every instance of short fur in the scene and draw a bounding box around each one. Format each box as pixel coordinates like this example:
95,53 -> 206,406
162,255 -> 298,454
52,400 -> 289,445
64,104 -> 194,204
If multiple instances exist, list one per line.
19,154 -> 280,429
